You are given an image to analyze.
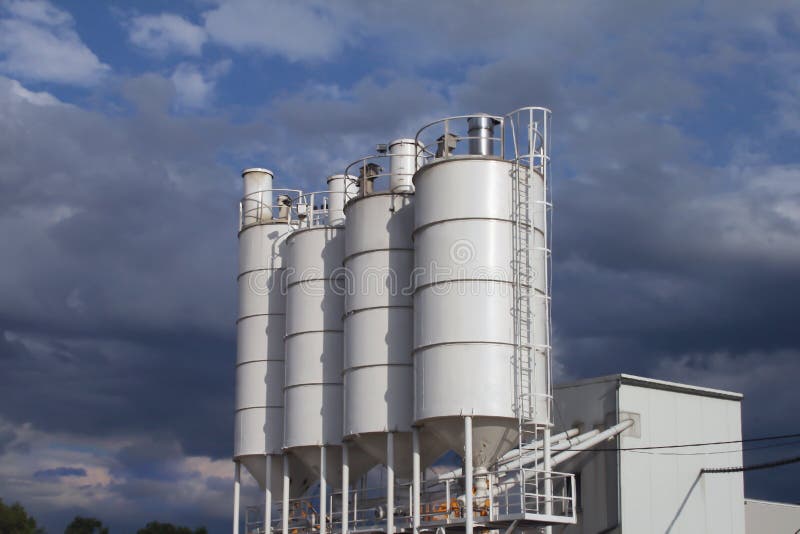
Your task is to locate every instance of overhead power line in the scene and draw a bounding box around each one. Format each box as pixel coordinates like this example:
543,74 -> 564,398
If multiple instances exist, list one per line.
587,431 -> 800,453
702,455 -> 800,474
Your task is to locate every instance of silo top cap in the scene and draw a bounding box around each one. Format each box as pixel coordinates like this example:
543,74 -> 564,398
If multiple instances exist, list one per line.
467,115 -> 501,127
389,138 -> 424,148
241,167 -> 274,177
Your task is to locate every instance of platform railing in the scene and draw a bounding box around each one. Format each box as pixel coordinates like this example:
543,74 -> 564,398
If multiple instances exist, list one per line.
343,151 -> 419,198
290,191 -> 333,228
413,114 -> 506,165
239,188 -> 302,231
417,466 -> 575,526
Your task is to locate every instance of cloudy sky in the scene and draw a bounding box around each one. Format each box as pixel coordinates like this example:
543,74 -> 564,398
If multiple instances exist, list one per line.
1,0 -> 799,531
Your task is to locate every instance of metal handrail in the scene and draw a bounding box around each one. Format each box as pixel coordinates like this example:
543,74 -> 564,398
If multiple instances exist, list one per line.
290,190 -> 333,228
239,188 -> 302,232
417,466 -> 575,524
344,152 -> 417,197
414,113 -> 506,164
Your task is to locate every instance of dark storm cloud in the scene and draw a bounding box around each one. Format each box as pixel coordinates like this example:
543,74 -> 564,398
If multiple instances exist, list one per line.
33,466 -> 87,480
1,1 -> 800,530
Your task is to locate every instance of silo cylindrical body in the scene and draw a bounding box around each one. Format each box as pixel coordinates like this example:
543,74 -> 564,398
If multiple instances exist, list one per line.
412,156 -> 519,469
235,170 -> 309,495
284,226 -> 345,487
342,192 -> 444,477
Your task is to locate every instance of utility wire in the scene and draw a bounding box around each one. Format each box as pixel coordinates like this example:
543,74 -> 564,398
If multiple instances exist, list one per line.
586,431 -> 800,453
628,438 -> 800,456
702,455 -> 800,474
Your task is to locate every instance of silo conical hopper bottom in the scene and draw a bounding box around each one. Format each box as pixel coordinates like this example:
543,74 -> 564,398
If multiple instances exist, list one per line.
424,417 -> 517,469
350,432 -> 449,479
290,445 -> 343,489
240,454 -> 312,498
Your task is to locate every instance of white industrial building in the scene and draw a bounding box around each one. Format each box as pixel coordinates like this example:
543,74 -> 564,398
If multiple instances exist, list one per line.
232,107 -> 799,534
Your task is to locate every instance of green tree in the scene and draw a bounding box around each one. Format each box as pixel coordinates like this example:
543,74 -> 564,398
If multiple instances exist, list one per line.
136,521 -> 208,534
0,498 -> 45,534
64,516 -> 109,534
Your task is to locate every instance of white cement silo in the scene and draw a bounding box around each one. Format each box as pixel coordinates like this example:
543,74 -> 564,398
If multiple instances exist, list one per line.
342,190 -> 415,464
283,194 -> 346,516
235,169 -> 311,532
412,155 -> 519,468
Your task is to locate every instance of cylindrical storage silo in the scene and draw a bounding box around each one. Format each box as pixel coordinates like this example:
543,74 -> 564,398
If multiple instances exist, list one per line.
235,170 -> 309,496
342,191 -> 434,478
284,224 -> 345,488
412,156 -> 519,469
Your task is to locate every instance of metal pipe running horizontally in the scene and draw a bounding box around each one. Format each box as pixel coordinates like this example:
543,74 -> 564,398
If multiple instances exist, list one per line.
549,419 -> 635,468
497,429 -> 601,473
496,427 -> 581,466
432,427 -> 583,483
488,420 -> 634,499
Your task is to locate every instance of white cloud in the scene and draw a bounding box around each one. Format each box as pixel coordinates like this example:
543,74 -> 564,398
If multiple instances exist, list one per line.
170,60 -> 231,109
4,0 -> 71,26
128,13 -> 207,57
4,77 -> 60,106
202,0 -> 359,61
0,0 -> 109,86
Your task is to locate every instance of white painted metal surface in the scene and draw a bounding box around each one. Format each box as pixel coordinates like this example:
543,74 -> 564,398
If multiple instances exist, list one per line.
327,174 -> 357,227
342,192 -> 417,476
554,375 -> 746,534
284,225 -> 345,487
744,499 -> 800,534
241,168 -> 274,225
236,170 -> 296,494
388,138 -> 423,193
412,156 -> 519,469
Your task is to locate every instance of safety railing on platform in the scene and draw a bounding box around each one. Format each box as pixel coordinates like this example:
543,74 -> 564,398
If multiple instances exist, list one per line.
414,114 -> 506,165
239,188 -> 302,231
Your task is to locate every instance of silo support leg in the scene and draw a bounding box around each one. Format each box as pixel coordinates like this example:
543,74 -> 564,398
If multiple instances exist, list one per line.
387,432 -> 395,534
543,427 -> 553,534
282,455 -> 290,534
233,461 -> 241,534
265,456 -> 272,534
412,428 -> 421,534
464,416 -> 473,534
320,445 -> 327,534
342,444 -> 349,534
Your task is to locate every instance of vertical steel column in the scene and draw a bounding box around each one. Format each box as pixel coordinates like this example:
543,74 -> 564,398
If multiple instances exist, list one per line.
464,416 -> 473,534
282,455 -> 290,534
265,456 -> 273,534
387,432 -> 395,534
342,444 -> 350,534
320,446 -> 327,534
412,428 -> 421,534
233,462 -> 241,534
543,428 -> 553,533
